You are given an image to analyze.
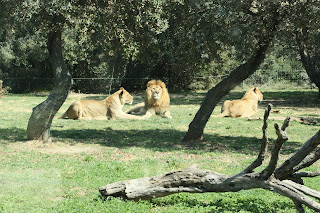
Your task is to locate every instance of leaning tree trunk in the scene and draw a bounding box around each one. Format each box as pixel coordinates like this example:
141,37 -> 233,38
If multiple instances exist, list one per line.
296,30 -> 320,99
183,43 -> 270,141
27,30 -> 72,142
183,10 -> 280,142
100,104 -> 320,212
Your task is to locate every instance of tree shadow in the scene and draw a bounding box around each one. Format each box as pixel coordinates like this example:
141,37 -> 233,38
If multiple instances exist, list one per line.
149,193 -> 294,212
0,127 -> 27,143
49,128 -> 303,155
261,90 -> 320,108
169,90 -> 320,109
0,126 -> 306,156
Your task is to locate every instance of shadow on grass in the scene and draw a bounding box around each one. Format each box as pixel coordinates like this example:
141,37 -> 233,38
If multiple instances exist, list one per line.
261,90 -> 320,108
49,128 -> 303,155
149,193 -> 294,212
169,90 -> 320,108
0,127 -> 27,143
0,127 -> 306,155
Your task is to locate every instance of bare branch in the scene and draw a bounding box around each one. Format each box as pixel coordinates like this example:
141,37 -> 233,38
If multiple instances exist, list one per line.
293,147 -> 320,173
269,179 -> 320,212
283,180 -> 320,200
280,117 -> 290,131
275,130 -> 320,180
239,104 -> 272,175
294,171 -> 320,178
293,200 -> 305,213
259,117 -> 290,179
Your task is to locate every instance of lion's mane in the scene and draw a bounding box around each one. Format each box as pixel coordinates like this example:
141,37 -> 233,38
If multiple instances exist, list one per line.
126,80 -> 172,119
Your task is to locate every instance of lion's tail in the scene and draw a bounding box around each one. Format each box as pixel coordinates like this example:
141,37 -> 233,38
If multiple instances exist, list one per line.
125,102 -> 145,115
214,111 -> 228,117
212,100 -> 230,117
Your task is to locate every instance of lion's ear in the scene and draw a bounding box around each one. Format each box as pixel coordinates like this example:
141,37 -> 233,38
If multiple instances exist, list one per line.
147,80 -> 156,87
120,87 -> 124,90
253,87 -> 257,93
158,80 -> 166,89
119,90 -> 124,96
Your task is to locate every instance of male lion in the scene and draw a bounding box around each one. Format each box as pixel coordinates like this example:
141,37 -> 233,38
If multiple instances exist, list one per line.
218,87 -> 263,118
126,79 -> 172,119
59,87 -> 144,120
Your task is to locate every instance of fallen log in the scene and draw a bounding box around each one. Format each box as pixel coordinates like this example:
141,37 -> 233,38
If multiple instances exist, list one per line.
99,104 -> 320,212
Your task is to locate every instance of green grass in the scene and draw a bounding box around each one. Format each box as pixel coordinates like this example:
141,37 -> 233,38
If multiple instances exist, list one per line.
0,89 -> 319,212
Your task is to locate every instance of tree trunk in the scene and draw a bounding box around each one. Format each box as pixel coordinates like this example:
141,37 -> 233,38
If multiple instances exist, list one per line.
27,30 -> 72,142
183,44 -> 270,142
100,105 -> 320,212
296,31 -> 320,99
183,11 -> 280,142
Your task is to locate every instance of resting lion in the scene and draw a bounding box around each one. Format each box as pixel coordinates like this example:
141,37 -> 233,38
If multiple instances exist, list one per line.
126,79 -> 172,119
218,87 -> 263,118
59,87 -> 144,120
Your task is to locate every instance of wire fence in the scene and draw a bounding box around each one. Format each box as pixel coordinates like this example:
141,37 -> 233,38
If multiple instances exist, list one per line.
244,69 -> 315,90
197,69 -> 315,90
3,69 -> 316,93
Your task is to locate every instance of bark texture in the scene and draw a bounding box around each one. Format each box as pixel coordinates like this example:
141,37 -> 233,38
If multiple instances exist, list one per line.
27,30 -> 71,142
100,104 -> 320,212
296,31 -> 320,98
183,10 -> 281,142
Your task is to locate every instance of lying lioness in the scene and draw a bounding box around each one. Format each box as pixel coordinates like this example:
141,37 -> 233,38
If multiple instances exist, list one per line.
218,87 -> 263,118
59,87 -> 144,120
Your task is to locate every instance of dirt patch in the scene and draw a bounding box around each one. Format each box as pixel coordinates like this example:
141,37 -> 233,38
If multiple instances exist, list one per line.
70,186 -> 86,196
8,141 -> 102,155
7,141 -> 140,161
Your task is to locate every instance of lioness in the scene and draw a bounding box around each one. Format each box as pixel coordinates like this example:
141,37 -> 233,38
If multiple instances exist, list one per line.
59,87 -> 144,120
219,87 -> 263,118
126,79 -> 172,119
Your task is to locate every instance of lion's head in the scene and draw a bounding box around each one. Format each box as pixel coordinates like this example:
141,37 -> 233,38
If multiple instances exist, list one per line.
145,80 -> 165,101
242,87 -> 263,102
145,80 -> 169,107
125,80 -> 171,118
119,87 -> 133,105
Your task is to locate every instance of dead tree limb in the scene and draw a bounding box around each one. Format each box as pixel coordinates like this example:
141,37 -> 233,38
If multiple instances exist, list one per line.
259,117 -> 290,180
274,130 -> 320,181
238,103 -> 271,175
99,104 -> 320,212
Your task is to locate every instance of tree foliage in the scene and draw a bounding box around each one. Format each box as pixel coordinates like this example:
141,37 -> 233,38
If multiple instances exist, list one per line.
1,0 -> 317,93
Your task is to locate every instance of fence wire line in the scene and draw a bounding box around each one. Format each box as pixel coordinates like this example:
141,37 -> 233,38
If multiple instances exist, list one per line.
2,69 -> 309,81
4,77 -> 151,80
3,69 -> 316,92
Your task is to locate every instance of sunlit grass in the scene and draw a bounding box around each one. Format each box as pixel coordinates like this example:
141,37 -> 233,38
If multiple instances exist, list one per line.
0,89 -> 319,212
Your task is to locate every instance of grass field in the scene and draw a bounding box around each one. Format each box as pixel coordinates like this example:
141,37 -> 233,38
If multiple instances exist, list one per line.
0,88 -> 319,213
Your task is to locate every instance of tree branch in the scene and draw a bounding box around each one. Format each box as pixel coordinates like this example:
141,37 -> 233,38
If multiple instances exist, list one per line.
294,171 -> 320,178
275,130 -> 320,180
293,147 -> 320,173
283,180 -> 320,200
293,200 -> 305,213
269,179 -> 320,212
239,104 -> 272,175
259,117 -> 290,180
